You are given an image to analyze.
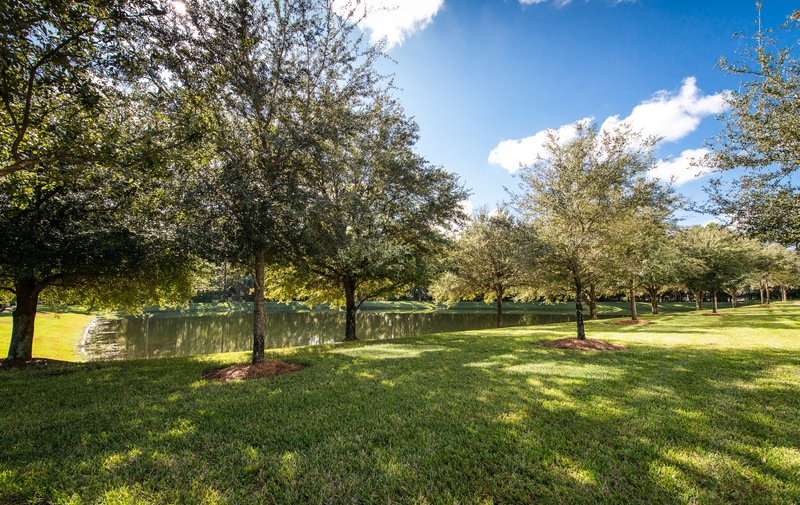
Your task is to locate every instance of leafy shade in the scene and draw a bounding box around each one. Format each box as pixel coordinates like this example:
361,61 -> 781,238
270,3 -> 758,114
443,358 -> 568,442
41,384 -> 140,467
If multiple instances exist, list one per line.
0,164 -> 198,360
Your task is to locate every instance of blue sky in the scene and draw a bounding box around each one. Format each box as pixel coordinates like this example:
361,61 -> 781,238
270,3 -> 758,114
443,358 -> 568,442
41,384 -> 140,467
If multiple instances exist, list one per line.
338,0 -> 796,225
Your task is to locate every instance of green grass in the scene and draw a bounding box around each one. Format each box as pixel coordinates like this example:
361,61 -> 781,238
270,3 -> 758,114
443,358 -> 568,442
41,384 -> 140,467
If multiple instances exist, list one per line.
0,308 -> 95,361
1,303 -> 798,503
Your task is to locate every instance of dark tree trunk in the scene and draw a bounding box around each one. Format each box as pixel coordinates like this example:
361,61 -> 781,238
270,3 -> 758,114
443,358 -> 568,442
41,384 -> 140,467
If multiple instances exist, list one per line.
712,290 -> 718,313
495,293 -> 504,328
629,282 -> 638,321
574,278 -> 585,340
647,287 -> 659,315
7,277 -> 42,361
252,248 -> 266,364
344,279 -> 358,341
765,281 -> 771,305
587,284 -> 598,320
693,290 -> 703,310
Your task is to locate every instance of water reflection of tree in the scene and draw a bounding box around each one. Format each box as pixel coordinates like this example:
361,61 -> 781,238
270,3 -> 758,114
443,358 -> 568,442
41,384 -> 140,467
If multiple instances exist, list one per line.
84,312 -> 576,360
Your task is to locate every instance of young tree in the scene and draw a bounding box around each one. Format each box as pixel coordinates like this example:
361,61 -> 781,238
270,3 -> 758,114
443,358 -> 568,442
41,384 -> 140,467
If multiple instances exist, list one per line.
265,98 -> 466,341
515,121 -> 665,339
152,0 -> 387,361
431,208 -> 528,328
705,7 -> 800,247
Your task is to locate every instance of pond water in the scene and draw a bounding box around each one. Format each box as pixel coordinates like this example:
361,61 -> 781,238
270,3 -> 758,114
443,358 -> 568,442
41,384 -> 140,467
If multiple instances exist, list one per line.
81,311 -> 576,360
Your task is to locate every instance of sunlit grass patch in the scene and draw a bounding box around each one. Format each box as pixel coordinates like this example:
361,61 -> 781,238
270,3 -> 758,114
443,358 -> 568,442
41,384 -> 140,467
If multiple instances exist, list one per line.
0,303 -> 798,503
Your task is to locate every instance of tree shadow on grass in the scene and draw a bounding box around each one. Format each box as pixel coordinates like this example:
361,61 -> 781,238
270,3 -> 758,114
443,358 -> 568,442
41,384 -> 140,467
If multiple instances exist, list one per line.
1,329 -> 799,504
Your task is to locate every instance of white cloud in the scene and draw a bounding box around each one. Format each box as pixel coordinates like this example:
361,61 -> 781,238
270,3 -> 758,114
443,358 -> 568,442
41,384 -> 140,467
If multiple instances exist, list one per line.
487,118 -> 592,173
600,77 -> 727,142
649,148 -> 710,186
332,0 -> 444,49
488,78 -> 728,174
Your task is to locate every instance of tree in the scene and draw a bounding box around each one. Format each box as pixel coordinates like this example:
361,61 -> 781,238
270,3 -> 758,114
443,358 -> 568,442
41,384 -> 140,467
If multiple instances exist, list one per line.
515,121 -> 666,339
431,207 -> 528,328
705,7 -> 800,247
152,0 -> 387,361
675,225 -> 753,314
605,208 -> 678,320
0,0 -> 198,179
1,0 -> 202,360
265,98 -> 466,341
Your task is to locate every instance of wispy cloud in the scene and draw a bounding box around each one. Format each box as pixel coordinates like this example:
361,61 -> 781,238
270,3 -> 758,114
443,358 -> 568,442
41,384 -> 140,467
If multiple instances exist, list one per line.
649,148 -> 710,186
332,0 -> 444,49
487,78 -> 727,174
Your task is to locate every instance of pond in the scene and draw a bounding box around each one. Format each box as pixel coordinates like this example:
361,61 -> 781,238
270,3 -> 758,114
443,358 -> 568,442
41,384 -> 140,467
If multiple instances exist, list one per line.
81,311 -> 576,360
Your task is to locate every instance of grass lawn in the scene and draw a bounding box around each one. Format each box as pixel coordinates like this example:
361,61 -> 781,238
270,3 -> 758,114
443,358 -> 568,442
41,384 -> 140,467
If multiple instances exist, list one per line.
0,308 -> 95,361
1,303 -> 798,504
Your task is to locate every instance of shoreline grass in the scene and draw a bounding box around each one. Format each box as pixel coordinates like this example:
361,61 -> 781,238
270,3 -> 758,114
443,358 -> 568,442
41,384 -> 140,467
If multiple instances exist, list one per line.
1,303 -> 798,503
0,308 -> 95,361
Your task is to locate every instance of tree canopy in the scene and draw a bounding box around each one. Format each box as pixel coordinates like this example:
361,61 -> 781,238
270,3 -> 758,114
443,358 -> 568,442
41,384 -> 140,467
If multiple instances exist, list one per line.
705,8 -> 800,247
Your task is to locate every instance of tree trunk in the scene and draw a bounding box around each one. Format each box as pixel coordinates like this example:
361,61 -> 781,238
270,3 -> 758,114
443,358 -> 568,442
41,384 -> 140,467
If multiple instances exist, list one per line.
574,278 -> 585,340
759,283 -> 765,304
344,279 -> 358,341
712,290 -> 718,313
728,288 -> 738,308
647,287 -> 659,315
693,290 -> 703,310
587,284 -> 598,320
251,248 -> 266,364
765,281 -> 771,305
629,282 -> 638,321
7,277 -> 42,361
495,292 -> 504,328
781,284 -> 787,302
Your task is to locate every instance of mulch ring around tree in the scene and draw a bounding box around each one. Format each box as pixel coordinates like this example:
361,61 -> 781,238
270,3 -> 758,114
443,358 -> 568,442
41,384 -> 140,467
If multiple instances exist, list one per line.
532,338 -> 628,351
202,361 -> 307,382
609,319 -> 652,325
0,358 -> 72,369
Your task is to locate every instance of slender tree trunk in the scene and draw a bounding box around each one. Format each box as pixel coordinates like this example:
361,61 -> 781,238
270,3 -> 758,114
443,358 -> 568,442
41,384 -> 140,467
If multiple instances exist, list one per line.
765,281 -> 771,305
759,283 -> 765,304
587,283 -> 598,320
728,288 -> 738,308
495,291 -> 504,328
252,248 -> 266,364
344,279 -> 358,341
574,277 -> 585,340
629,282 -> 638,321
712,290 -> 718,313
647,287 -> 659,314
693,290 -> 703,310
781,284 -> 787,302
7,277 -> 42,361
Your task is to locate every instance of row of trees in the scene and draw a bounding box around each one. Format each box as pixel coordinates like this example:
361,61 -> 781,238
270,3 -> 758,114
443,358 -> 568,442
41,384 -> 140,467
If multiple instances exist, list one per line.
433,121 -> 799,340
1,0 -> 466,362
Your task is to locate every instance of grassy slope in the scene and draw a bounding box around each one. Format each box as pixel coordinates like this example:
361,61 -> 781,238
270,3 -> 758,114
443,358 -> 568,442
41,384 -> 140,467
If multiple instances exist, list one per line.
1,304 -> 798,504
0,309 -> 94,361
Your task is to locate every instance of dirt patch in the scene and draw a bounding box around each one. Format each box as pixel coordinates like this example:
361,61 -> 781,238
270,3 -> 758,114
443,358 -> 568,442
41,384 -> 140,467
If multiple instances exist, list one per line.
532,338 -> 628,351
702,312 -> 727,316
609,319 -> 651,325
202,360 -> 307,382
0,358 -> 73,369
